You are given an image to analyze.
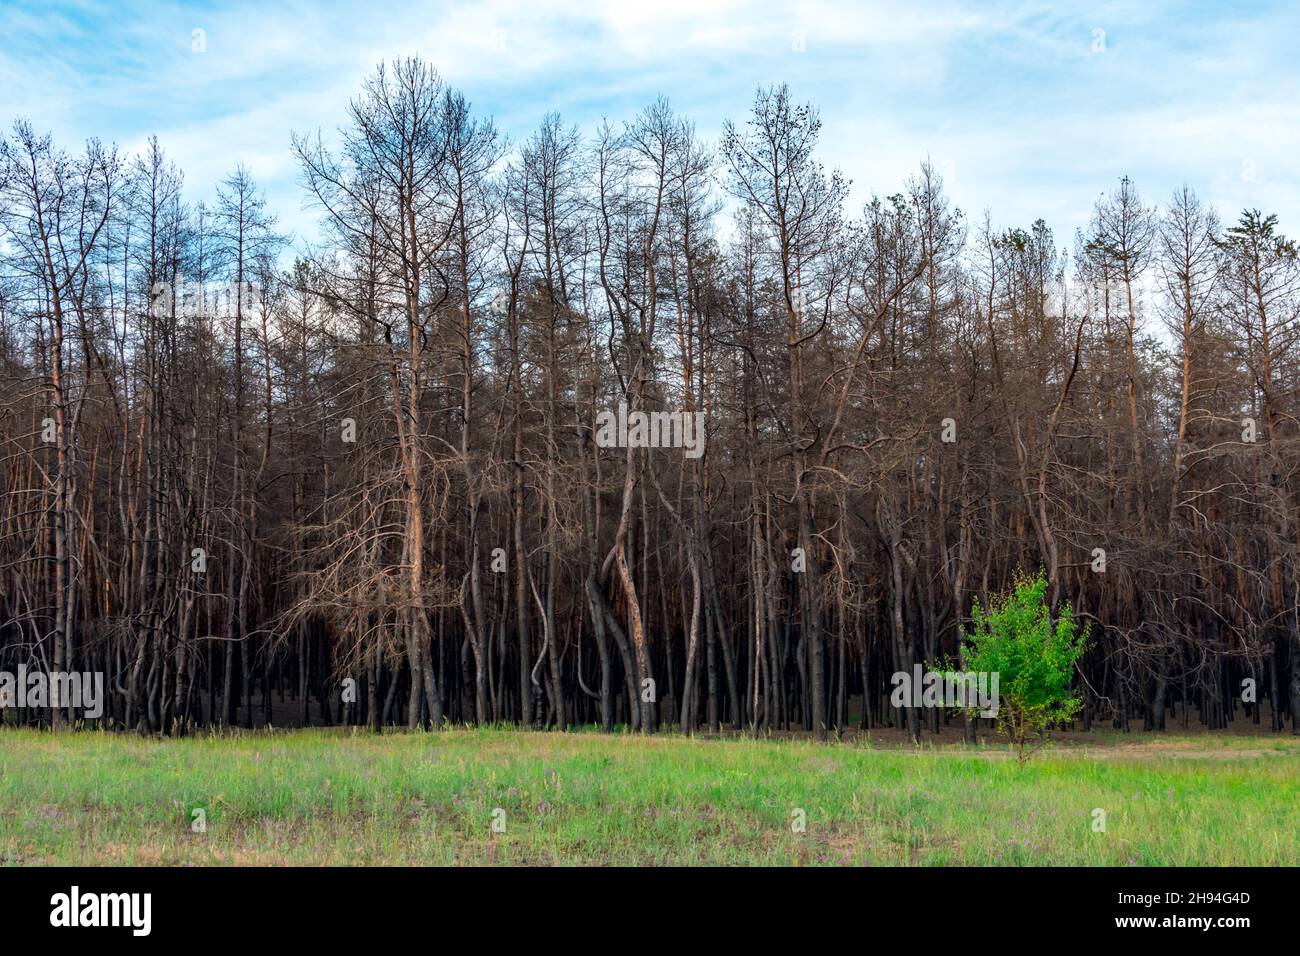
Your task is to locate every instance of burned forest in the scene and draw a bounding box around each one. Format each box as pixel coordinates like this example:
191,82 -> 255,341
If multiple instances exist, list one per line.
2,58 -> 1298,740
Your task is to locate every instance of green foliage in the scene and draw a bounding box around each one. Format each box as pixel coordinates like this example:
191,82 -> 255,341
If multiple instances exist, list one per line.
962,569 -> 1088,763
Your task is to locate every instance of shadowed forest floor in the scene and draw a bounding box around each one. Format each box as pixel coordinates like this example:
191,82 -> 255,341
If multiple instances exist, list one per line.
0,728 -> 1296,865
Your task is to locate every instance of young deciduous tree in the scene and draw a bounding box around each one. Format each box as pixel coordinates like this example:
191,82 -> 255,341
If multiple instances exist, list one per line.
960,570 -> 1088,764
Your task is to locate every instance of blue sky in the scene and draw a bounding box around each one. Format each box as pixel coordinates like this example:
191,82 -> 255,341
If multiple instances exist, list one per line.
3,0 -> 1297,251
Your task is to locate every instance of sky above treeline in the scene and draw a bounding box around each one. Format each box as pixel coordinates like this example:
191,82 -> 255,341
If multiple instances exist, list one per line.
3,0 -> 1296,255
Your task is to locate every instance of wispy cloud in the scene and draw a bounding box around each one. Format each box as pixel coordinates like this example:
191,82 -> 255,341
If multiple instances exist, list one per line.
3,0 -> 1296,247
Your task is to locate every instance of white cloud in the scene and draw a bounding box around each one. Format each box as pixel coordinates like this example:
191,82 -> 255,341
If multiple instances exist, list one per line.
4,0 -> 1297,253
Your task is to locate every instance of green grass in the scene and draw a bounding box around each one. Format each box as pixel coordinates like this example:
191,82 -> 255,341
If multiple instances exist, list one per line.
1,728 -> 1296,865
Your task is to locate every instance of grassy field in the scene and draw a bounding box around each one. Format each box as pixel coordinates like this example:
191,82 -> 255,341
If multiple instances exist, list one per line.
1,727 -> 1296,865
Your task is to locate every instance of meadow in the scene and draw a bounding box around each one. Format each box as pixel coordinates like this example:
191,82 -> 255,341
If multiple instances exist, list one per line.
0,728 -> 1296,866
